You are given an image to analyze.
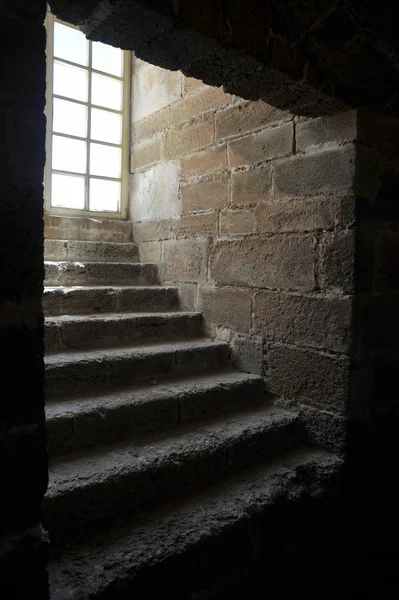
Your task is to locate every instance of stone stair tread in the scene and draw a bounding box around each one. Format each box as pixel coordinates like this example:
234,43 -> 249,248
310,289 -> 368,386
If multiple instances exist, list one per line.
46,369 -> 262,412
45,311 -> 201,324
44,260 -> 154,266
46,405 -> 297,495
44,285 -> 177,291
49,447 -> 341,600
45,338 -> 227,364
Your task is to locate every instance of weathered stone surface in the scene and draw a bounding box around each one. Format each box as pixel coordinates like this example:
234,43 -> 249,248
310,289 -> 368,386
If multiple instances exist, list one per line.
299,405 -> 346,454
132,64 -> 182,122
164,116 -> 214,159
44,239 -> 139,263
318,230 -> 355,293
132,107 -> 170,142
216,101 -> 292,141
130,136 -> 162,171
254,291 -> 353,353
210,236 -> 315,291
163,239 -> 207,283
172,86 -> 230,126
130,162 -> 180,221
183,75 -> 209,95
232,335 -> 264,375
198,286 -> 252,333
178,283 -> 197,311
44,215 -> 132,243
266,343 -> 350,413
133,220 -> 171,242
44,261 -> 159,287
181,145 -> 227,178
220,209 -> 256,235
43,286 -> 179,316
139,241 -> 162,263
182,176 -> 228,213
274,147 -> 356,199
296,111 -> 357,152
231,165 -> 273,206
228,122 -> 293,167
171,212 -> 219,237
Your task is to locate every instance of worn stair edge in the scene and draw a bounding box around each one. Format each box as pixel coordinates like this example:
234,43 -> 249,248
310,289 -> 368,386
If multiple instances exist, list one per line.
43,405 -> 303,543
45,339 -> 231,395
45,312 -> 204,352
44,215 -> 133,243
49,448 -> 342,600
44,261 -> 159,286
43,285 -> 180,316
44,239 -> 139,263
46,371 -> 266,455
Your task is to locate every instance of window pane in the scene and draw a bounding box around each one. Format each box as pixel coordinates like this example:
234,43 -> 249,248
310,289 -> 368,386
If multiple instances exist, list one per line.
54,61 -> 88,102
90,108 -> 122,144
54,22 -> 89,66
53,135 -> 87,174
92,41 -> 123,77
90,143 -> 121,178
91,73 -> 122,110
51,173 -> 85,209
89,179 -> 120,212
53,98 -> 88,137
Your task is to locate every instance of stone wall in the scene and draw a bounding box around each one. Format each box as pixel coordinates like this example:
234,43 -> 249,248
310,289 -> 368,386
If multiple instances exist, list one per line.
129,58 -> 366,454
0,1 -> 48,595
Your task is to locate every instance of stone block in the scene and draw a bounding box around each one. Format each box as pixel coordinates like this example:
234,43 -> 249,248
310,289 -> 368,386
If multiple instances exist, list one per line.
299,404 -> 347,454
183,76 -> 209,95
139,241 -> 162,263
274,146 -> 356,199
216,100 -> 292,141
132,64 -> 182,122
254,291 -> 353,353
171,212 -> 219,237
228,122 -> 293,167
231,164 -> 272,206
266,343 -> 350,413
181,145 -> 227,178
130,162 -> 180,221
164,116 -> 214,159
198,286 -> 252,333
182,176 -> 228,213
232,335 -> 264,375
132,107 -> 170,142
318,230 -> 355,293
132,220 -> 170,242
220,210 -> 256,235
178,283 -> 197,311
296,110 -> 357,152
256,197 -> 336,233
172,86 -> 230,126
130,136 -> 162,171
163,239 -> 207,283
210,235 -> 315,291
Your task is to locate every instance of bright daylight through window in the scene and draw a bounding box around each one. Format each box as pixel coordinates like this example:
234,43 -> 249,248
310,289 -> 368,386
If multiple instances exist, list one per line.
44,12 -> 130,217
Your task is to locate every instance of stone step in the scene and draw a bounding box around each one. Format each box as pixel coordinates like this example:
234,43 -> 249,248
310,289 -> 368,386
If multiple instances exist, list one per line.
45,339 -> 230,396
44,239 -> 139,263
49,448 -> 341,599
46,370 -> 266,455
43,285 -> 179,316
44,215 -> 132,243
43,405 -> 303,544
44,261 -> 159,286
45,312 -> 204,352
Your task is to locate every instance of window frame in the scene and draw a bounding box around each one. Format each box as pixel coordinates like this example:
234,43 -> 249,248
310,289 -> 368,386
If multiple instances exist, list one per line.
44,11 -> 131,219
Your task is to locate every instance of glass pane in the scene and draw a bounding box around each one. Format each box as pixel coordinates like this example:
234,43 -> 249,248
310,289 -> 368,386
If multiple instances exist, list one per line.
89,179 -> 120,212
54,61 -> 88,102
91,73 -> 122,110
90,108 -> 122,144
53,98 -> 88,137
92,41 -> 123,77
54,22 -> 89,66
90,143 -> 121,178
53,135 -> 87,174
51,173 -> 85,209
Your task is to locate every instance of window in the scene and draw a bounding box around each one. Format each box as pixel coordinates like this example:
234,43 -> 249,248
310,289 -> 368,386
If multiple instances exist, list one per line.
44,12 -> 130,218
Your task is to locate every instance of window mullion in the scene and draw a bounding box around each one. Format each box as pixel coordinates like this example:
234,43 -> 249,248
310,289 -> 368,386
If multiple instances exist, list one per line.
85,41 -> 93,212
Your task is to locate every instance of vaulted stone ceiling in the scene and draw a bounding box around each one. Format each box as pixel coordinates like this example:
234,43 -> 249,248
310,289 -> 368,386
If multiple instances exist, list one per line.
50,0 -> 399,117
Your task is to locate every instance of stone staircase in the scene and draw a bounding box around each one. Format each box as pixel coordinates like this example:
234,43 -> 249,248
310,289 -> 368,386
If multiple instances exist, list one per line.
43,216 -> 342,599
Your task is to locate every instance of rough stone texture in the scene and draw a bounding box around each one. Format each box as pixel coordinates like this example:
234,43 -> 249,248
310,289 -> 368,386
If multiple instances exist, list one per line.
182,176 -> 228,213
254,292 -> 353,354
232,336 -> 264,376
130,162 -> 180,221
44,261 -> 159,287
228,122 -> 293,168
220,209 -> 256,235
44,215 -> 132,243
162,240 -> 207,283
44,239 -> 139,263
231,165 -> 273,206
198,286 -> 252,334
132,64 -> 182,123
